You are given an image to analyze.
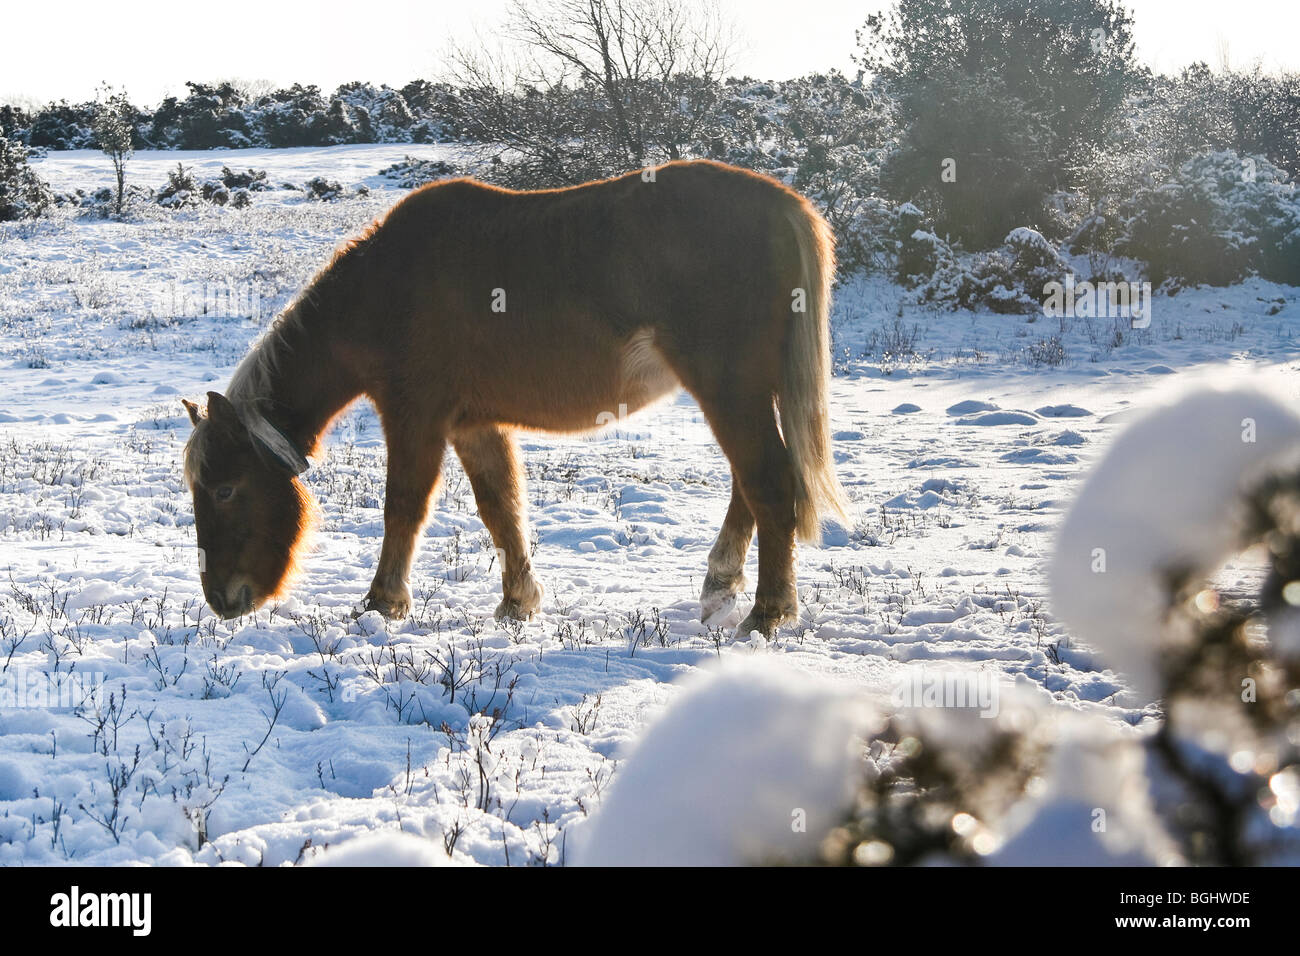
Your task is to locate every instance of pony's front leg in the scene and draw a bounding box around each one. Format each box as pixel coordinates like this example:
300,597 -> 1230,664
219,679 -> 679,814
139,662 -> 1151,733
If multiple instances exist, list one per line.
452,426 -> 544,621
362,434 -> 447,619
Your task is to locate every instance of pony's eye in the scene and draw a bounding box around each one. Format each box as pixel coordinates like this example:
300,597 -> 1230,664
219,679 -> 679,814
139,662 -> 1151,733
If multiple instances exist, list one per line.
214,485 -> 235,502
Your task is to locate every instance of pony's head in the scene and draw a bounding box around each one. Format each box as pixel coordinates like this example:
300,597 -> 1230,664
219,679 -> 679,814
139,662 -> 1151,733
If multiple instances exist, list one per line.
182,391 -> 315,619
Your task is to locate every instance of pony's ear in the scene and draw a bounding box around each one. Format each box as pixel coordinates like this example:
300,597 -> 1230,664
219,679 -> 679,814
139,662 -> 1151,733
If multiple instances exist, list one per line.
181,398 -> 203,427
205,391 -> 247,438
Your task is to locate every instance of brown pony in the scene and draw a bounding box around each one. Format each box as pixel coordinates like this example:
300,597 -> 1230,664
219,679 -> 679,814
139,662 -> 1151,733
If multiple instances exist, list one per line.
182,160 -> 847,635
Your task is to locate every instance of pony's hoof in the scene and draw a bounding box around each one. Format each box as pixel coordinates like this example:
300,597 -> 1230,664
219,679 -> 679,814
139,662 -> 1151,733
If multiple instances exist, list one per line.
493,598 -> 535,622
700,588 -> 741,625
495,576 -> 543,621
359,591 -> 410,620
734,604 -> 796,640
700,571 -> 746,624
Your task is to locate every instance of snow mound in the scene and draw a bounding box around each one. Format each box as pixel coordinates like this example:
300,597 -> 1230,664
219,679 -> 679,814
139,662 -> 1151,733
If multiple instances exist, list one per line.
1049,386 -> 1300,696
302,830 -> 464,867
573,656 -> 875,866
956,410 -> 1039,426
1035,404 -> 1092,418
946,400 -> 999,415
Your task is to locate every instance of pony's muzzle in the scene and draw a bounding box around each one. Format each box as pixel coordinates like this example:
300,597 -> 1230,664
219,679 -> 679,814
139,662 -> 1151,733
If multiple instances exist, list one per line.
208,582 -> 253,619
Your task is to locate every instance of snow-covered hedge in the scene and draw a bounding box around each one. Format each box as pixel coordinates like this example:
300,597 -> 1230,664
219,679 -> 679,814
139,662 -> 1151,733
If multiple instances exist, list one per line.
1116,150 -> 1300,287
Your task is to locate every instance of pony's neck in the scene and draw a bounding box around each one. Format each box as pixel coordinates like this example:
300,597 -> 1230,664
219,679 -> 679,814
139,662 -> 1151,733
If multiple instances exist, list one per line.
227,295 -> 363,460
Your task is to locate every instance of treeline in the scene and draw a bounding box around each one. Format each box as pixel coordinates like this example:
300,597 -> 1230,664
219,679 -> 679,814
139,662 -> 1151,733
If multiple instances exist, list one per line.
3,0 -> 1299,291
0,80 -> 463,151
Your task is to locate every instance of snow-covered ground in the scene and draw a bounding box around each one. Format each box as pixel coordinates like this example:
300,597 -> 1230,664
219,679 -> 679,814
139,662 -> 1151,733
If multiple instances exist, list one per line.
1,145 -> 1297,865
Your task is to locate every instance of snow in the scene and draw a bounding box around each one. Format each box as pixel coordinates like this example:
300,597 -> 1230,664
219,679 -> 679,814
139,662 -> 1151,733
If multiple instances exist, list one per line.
0,144 -> 1298,865
302,830 -> 467,867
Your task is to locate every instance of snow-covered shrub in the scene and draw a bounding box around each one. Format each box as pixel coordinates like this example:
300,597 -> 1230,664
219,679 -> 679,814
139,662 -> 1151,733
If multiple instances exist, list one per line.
218,166 -> 270,191
200,181 -> 230,205
893,203 -> 950,285
79,183 -> 151,216
155,163 -> 200,208
0,136 -> 53,221
0,104 -> 30,142
335,81 -> 455,143
1050,387 -> 1300,863
1136,64 -> 1300,183
1003,227 -> 1068,291
908,226 -> 1067,314
153,165 -> 266,210
1116,150 -> 1300,287
149,82 -> 253,149
379,156 -> 459,189
304,176 -> 344,201
318,98 -> 367,145
1024,334 -> 1066,367
782,74 -> 896,272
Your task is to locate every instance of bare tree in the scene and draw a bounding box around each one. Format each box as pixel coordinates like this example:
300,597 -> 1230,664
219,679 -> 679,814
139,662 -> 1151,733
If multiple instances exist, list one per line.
449,0 -> 735,186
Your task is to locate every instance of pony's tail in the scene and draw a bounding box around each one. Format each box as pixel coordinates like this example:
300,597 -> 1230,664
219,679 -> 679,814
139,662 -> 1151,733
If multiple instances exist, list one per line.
780,199 -> 848,544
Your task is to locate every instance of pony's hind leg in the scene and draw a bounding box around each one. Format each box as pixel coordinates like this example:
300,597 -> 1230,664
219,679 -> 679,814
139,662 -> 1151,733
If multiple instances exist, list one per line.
452,426 -> 544,621
696,392 -> 799,637
364,430 -> 447,619
700,471 -> 754,623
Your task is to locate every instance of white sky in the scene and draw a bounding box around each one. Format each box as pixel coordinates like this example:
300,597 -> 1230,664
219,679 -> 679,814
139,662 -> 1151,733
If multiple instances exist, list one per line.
2,0 -> 1298,107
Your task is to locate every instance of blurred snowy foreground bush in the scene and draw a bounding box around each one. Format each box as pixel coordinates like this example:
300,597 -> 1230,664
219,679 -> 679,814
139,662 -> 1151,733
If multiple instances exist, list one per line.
567,386 -> 1300,867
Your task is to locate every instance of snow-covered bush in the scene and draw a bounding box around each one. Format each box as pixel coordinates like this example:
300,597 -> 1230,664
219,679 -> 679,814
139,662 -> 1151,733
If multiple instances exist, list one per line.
379,156 -> 459,189
304,176 -> 344,201
1049,387 -> 1300,863
908,226 -> 1068,314
155,163 -> 200,208
201,181 -> 230,206
780,73 -> 896,272
257,84 -> 330,147
0,136 -> 53,221
218,166 -> 270,191
154,165 -> 267,210
898,230 -> 953,290
1137,65 -> 1300,184
1116,150 -> 1300,287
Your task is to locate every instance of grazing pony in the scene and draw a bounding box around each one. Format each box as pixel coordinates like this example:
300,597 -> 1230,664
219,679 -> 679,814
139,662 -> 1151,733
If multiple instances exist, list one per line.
183,160 -> 846,635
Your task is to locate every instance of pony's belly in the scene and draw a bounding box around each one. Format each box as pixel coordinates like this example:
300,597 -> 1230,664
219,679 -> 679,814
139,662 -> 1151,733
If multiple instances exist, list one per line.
491,328 -> 680,434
